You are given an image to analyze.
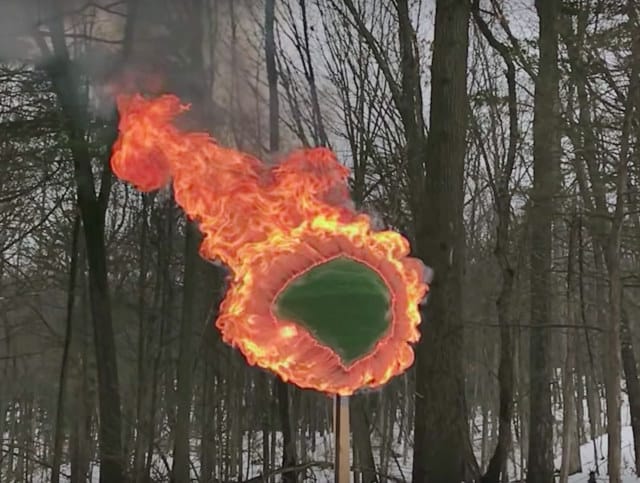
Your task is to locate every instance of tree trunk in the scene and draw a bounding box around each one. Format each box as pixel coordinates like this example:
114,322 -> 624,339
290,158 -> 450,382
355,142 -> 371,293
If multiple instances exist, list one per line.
265,0 -> 279,153
37,4 -> 139,478
134,196 -> 150,483
51,216 -> 80,483
261,374 -> 271,482
200,327 -> 219,483
471,4 -> 519,481
276,381 -> 297,483
605,243 -> 623,483
331,5 -> 473,476
620,306 -> 640,475
602,2 -> 637,475
412,1 -> 476,481
575,366 -> 586,444
527,1 -> 559,481
560,217 -> 582,482
173,222 -> 200,483
82,208 -> 124,483
171,2 -> 212,480
351,395 -> 377,483
265,0 -> 298,479
610,8 -> 639,478
71,270 -> 95,483
562,4 -> 638,479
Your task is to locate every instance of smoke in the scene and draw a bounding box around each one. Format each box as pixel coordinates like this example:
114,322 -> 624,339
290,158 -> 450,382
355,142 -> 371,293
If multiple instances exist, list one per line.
0,0 -> 315,176
0,2 -> 251,119
0,0 -> 41,61
359,205 -> 386,231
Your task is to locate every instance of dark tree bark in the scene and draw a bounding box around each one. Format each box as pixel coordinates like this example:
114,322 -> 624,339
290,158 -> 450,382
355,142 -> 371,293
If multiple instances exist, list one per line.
133,195 -> 151,483
622,6 -> 640,475
51,215 -> 80,483
70,270 -> 93,483
276,380 -> 297,483
265,0 -> 280,153
173,222 -> 200,483
350,396 -> 377,483
603,5 -> 638,480
299,0 -> 329,147
560,215 -> 582,481
621,306 -> 640,475
80,182 -> 124,483
527,1 -> 560,481
601,7 -> 636,471
39,33 -> 124,483
32,2 -> 139,480
331,3 -> 475,477
412,0 -> 476,481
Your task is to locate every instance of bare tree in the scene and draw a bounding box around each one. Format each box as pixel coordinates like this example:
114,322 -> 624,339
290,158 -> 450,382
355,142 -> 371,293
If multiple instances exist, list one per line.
51,214 -> 80,483
560,2 -> 640,479
31,2 -> 139,480
266,1 -> 299,482
412,0 -> 476,480
526,1 -> 560,481
470,2 -> 519,480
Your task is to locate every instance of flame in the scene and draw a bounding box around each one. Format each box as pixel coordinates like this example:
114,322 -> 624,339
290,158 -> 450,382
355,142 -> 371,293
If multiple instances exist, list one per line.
110,94 -> 428,395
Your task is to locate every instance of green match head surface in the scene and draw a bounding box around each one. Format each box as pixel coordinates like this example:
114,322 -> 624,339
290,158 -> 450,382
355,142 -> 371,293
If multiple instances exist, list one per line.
274,256 -> 392,365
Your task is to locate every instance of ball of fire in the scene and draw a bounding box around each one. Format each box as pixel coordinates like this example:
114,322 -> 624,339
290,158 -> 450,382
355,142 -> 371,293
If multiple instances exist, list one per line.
110,94 -> 428,396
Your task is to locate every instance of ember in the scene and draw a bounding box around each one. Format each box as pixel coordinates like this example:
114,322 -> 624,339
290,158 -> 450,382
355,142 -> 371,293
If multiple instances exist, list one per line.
110,94 -> 428,395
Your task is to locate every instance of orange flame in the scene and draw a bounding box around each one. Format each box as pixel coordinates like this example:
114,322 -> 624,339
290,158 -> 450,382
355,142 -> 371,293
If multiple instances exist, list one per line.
110,94 -> 428,395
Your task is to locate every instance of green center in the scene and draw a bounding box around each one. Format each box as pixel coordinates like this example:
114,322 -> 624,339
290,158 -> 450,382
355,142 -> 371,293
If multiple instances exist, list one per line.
273,256 -> 391,365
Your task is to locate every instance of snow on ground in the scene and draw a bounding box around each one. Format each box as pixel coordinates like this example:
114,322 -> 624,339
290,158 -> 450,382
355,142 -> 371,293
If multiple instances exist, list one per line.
564,425 -> 639,482
560,394 -> 640,482
18,396 -> 640,481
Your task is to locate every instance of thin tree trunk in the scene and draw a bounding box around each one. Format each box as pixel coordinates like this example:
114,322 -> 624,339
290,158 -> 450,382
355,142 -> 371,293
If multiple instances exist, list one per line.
602,3 -> 637,475
296,0 -> 329,147
172,2 -> 209,480
575,367 -> 586,444
265,0 -> 298,479
605,243 -> 623,483
620,306 -> 640,475
71,270 -> 94,483
265,0 -> 279,153
146,201 -> 174,482
527,1 -> 559,481
51,215 -> 80,483
579,220 -> 602,461
200,334 -> 218,483
173,222 -> 200,483
471,4 -> 519,481
261,374 -> 271,481
134,195 -> 150,483
610,7 -> 639,478
276,381 -> 297,482
351,395 -> 377,483
560,217 -> 581,482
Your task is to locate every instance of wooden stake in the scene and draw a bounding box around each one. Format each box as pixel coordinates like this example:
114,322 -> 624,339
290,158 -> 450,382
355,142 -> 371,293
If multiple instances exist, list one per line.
334,394 -> 350,483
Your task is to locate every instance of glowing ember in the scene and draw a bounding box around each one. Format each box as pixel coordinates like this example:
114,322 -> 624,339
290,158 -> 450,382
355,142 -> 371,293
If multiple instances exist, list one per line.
110,94 -> 428,395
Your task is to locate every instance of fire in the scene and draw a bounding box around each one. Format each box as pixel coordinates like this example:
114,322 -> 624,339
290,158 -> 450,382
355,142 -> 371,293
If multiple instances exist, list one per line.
110,94 -> 428,395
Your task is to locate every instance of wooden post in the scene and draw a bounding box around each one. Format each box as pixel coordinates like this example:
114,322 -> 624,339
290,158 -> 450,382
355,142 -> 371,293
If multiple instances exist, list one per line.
334,394 -> 350,483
